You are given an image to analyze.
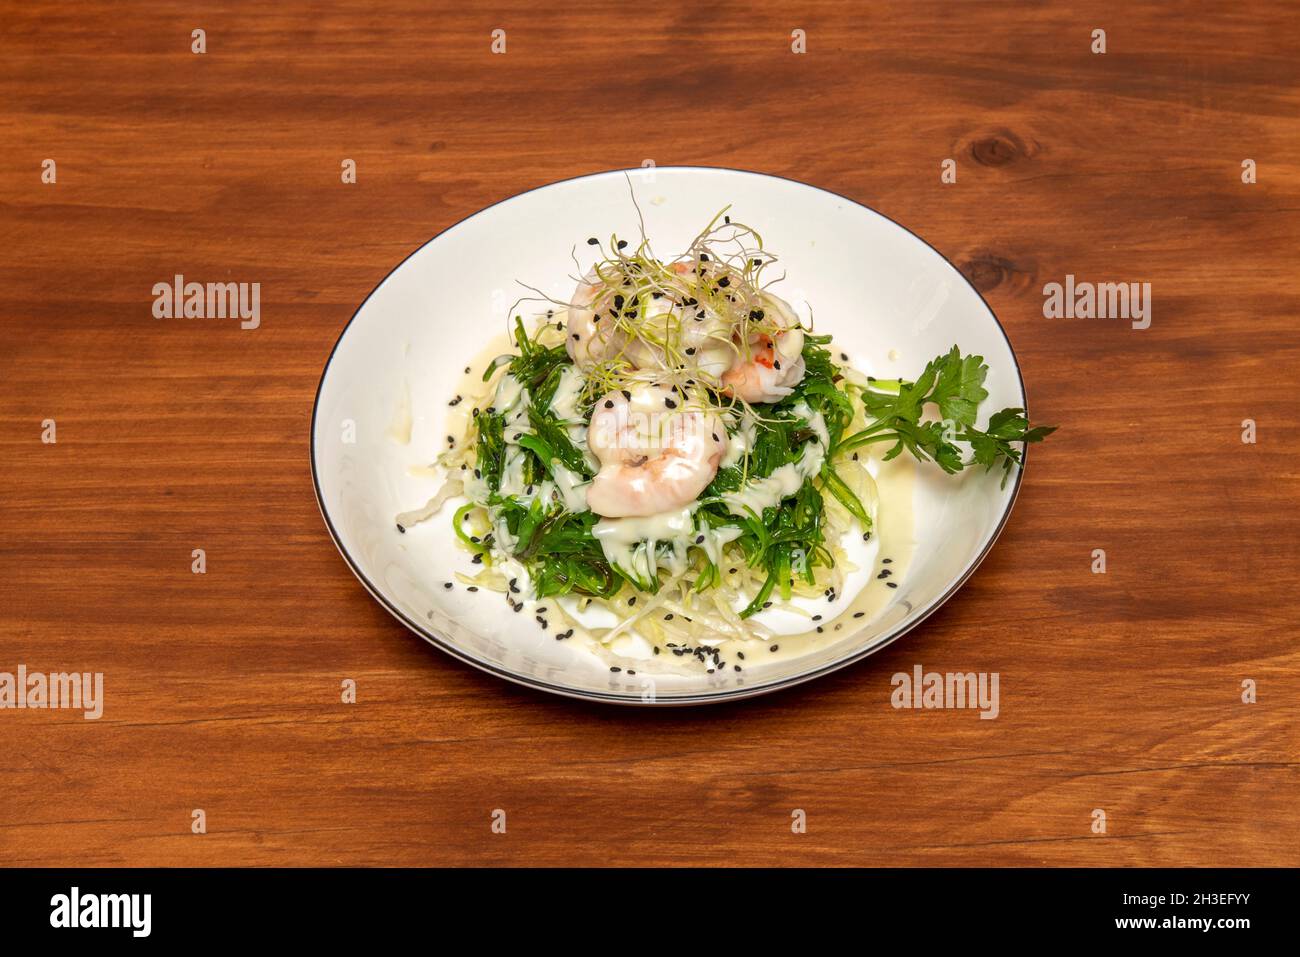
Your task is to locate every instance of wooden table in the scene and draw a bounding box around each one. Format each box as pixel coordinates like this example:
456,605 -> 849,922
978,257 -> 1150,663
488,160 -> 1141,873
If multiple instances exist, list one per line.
2,1 -> 1296,867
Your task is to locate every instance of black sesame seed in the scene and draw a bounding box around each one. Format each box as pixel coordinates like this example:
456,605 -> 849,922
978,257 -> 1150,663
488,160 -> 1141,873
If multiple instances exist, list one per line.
853,611 -> 865,618
622,390 -> 631,400
665,397 -> 677,409
610,666 -> 621,673
695,535 -> 705,544
443,582 -> 453,589
816,626 -> 824,633
653,646 -> 660,655
769,644 -> 779,653
812,614 -> 822,621
887,582 -> 898,589
628,596 -> 636,606
396,523 -> 406,534
604,399 -> 614,409
468,586 -> 479,593
685,347 -> 696,356
617,240 -> 628,249
882,558 -> 893,564
737,651 -> 745,660
718,277 -> 730,287
664,613 -> 674,620
587,237 -> 598,245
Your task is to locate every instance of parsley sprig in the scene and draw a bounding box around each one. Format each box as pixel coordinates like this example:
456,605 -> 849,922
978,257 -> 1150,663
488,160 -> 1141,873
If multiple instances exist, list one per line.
836,345 -> 1055,487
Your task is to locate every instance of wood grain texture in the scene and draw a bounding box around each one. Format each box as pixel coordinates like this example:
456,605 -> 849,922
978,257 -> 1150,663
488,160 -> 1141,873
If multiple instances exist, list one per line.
1,0 -> 1297,867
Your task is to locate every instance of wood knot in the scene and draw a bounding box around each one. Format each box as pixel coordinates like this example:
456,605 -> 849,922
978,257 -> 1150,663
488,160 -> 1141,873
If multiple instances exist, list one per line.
966,129 -> 1035,167
956,252 -> 1036,295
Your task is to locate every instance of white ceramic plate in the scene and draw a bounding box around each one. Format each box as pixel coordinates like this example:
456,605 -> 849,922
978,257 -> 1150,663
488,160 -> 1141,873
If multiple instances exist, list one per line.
311,167 -> 1030,704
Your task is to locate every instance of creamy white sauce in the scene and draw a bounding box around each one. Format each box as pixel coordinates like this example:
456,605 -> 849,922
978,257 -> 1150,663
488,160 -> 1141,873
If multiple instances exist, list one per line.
499,446 -> 529,498
492,373 -> 526,417
697,524 -> 744,568
552,463 -> 591,513
592,505 -> 751,586
721,404 -> 828,516
593,506 -> 696,583
492,512 -> 519,556
721,411 -> 757,468
548,363 -> 598,469
548,364 -> 586,423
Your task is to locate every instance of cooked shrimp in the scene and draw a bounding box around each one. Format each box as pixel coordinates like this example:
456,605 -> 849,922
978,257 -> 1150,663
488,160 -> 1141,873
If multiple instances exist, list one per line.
565,267 -> 626,367
570,260 -> 736,383
586,383 -> 727,518
721,292 -> 806,403
635,260 -> 737,383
